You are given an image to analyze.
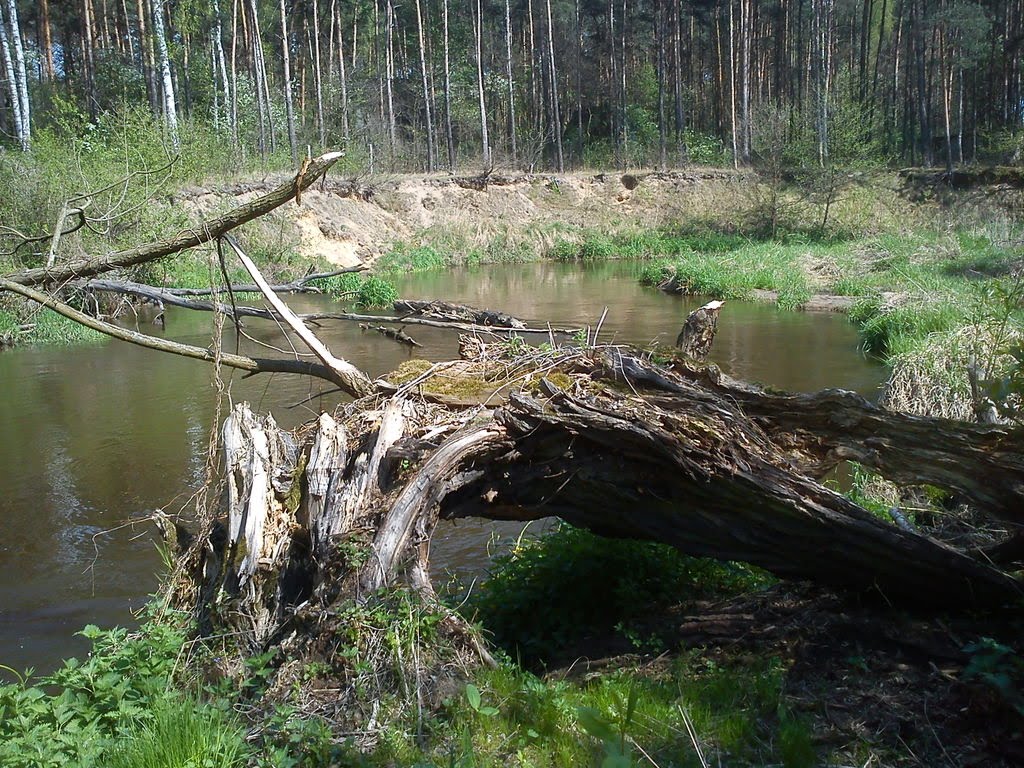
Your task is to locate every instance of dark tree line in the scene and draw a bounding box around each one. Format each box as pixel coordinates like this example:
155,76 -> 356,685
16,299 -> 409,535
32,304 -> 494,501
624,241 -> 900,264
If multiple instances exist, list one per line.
1,0 -> 1022,170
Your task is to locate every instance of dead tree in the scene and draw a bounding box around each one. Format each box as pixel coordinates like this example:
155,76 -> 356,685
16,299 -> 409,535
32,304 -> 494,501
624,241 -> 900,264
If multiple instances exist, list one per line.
4,155 -> 1023,718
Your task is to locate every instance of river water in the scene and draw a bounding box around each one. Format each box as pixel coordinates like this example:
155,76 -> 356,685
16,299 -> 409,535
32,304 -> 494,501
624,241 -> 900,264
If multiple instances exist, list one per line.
0,261 -> 885,674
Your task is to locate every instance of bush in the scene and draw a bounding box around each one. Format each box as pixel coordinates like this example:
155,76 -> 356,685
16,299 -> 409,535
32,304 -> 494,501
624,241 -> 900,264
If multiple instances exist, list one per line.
0,614 -> 188,768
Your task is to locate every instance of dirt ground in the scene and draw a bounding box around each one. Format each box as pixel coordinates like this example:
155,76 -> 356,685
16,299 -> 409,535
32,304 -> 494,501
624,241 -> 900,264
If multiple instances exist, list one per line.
551,583 -> 1024,767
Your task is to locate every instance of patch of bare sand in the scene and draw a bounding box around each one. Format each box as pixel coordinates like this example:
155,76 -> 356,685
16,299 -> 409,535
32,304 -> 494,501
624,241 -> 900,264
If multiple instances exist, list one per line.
186,169 -> 754,266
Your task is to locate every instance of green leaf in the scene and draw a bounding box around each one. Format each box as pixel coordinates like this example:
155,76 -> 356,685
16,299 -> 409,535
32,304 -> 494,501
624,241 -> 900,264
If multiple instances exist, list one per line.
465,684 -> 481,712
577,706 -> 617,743
478,706 -> 499,717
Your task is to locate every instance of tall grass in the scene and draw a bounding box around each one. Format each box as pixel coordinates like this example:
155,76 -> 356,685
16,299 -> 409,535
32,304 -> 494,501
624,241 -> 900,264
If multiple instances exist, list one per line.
108,697 -> 249,768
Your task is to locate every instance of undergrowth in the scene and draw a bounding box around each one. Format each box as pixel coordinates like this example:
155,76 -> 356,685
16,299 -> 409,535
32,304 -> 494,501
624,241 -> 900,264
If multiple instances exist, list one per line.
466,524 -> 767,665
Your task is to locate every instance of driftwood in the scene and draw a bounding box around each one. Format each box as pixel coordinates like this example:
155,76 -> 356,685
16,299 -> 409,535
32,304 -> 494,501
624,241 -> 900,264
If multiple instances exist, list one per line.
359,322 -> 421,347
394,299 -> 527,329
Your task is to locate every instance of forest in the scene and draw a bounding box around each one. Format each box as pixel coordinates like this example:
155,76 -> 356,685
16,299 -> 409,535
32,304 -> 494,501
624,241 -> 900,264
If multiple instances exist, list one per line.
2,0 -> 1023,170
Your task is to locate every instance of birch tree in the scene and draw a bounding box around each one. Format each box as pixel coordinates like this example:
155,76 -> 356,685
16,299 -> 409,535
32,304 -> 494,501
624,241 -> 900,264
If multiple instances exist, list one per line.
0,3 -> 24,151
150,0 -> 179,148
279,0 -> 298,164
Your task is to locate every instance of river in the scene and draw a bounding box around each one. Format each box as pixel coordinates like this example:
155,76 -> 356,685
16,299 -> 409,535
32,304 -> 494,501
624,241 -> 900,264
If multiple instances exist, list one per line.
0,261 -> 885,674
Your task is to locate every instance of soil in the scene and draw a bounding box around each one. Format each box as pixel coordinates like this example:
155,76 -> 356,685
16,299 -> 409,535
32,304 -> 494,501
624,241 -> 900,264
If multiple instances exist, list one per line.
179,169 -> 757,267
549,583 -> 1024,767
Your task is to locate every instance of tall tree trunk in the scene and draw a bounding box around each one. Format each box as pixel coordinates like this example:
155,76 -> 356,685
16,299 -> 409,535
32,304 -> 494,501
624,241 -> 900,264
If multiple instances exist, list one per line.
728,0 -> 739,168
230,0 -> 240,147
657,0 -> 668,169
506,0 -> 518,166
311,0 -> 326,147
82,0 -> 99,119
0,5 -> 24,150
335,0 -> 351,139
442,0 -> 455,169
150,0 -> 179,148
545,0 -> 563,171
39,0 -> 55,81
136,0 -> 158,112
385,0 -> 397,163
474,0 -> 491,167
414,0 -> 434,171
280,0 -> 298,164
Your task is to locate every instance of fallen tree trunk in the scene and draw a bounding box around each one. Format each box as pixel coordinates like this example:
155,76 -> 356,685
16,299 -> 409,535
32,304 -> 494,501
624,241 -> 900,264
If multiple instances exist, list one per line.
80,280 -> 576,335
394,299 -> 527,329
175,344 -> 1022,663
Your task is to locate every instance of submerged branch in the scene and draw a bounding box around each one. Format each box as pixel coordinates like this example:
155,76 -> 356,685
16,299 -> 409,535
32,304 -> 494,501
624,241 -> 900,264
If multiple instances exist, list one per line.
0,278 -> 342,383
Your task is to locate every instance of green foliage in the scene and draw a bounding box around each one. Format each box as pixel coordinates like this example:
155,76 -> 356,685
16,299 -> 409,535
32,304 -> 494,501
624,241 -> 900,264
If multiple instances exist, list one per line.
314,272 -> 398,308
356,276 -> 399,308
0,613 -> 188,768
683,129 -> 729,166
963,638 -> 1024,716
849,295 -> 967,358
108,696 -> 249,768
467,524 -> 765,663
376,243 -> 450,273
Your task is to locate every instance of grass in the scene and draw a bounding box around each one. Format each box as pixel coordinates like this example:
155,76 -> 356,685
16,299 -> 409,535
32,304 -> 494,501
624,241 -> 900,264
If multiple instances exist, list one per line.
108,697 -> 248,768
466,524 -> 767,666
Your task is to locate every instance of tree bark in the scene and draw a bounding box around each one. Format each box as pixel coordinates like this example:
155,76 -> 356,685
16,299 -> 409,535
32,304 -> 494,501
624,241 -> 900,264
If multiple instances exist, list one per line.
150,0 -> 179,147
280,0 -> 298,165
177,344 -> 1022,661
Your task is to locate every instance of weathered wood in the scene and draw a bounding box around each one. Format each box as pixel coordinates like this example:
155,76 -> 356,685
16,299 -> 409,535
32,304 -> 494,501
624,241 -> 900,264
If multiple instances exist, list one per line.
359,322 -> 422,347
4,151 -> 344,288
675,299 -> 724,360
662,357 -> 1024,527
306,412 -> 349,559
227,234 -> 374,399
395,299 -> 527,329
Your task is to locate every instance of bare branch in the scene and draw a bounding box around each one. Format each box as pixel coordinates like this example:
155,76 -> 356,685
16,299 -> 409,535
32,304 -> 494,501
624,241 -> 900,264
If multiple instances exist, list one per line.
225,234 -> 375,399
0,278 -> 342,384
3,151 -> 345,288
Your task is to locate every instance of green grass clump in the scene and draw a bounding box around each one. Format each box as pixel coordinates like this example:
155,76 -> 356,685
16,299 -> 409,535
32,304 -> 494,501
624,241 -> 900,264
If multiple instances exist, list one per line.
108,697 -> 248,768
467,524 -> 766,664
849,295 -> 967,358
376,243 -> 450,273
354,276 -> 398,308
315,272 -> 398,308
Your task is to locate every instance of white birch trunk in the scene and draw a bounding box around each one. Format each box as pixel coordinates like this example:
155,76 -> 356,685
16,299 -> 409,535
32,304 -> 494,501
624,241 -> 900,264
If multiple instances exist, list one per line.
4,0 -> 28,149
150,0 -> 179,147
0,8 -> 24,151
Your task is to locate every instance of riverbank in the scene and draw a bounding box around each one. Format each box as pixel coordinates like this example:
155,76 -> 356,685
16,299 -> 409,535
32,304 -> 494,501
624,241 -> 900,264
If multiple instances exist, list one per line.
4,524 -> 1022,768
3,149 -> 1023,766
